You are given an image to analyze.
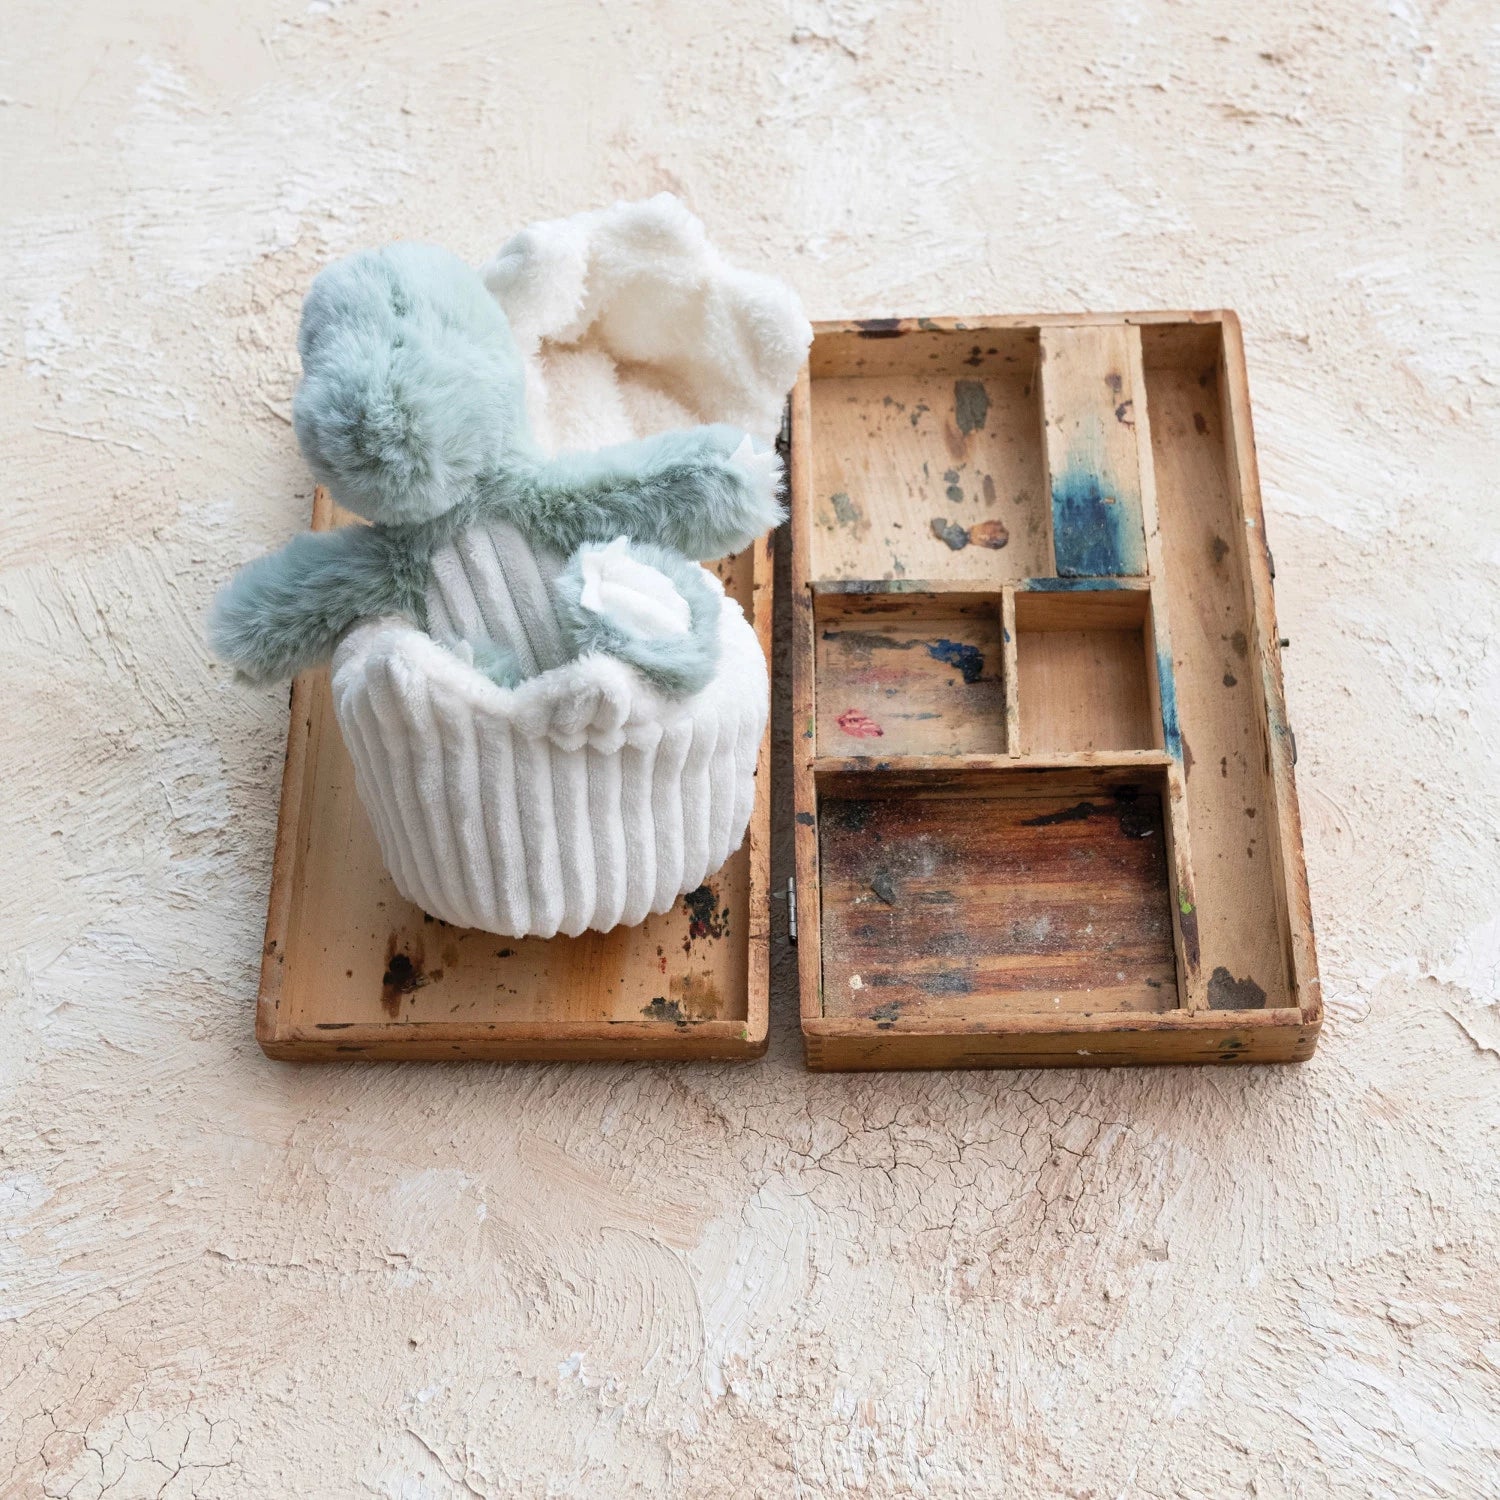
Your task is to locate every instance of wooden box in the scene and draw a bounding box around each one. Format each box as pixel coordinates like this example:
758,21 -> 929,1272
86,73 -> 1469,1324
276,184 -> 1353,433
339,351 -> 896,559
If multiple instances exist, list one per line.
789,314 -> 1321,1069
256,491 -> 771,1062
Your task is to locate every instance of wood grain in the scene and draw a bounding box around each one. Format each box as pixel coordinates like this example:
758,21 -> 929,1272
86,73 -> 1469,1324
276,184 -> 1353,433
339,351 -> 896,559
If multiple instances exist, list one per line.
803,1012 -> 1317,1070
1214,313 -> 1320,1022
1013,588 -> 1154,755
818,771 -> 1178,1020
1039,325 -> 1149,576
808,366 -> 1050,584
1143,347 -> 1298,1014
1123,326 -> 1205,1009
814,594 -> 1006,757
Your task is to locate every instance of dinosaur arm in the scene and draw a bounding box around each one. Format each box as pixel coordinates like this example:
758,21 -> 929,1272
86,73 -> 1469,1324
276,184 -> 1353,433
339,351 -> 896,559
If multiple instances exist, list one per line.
209,525 -> 416,683
553,537 -> 723,697
502,424 -> 783,562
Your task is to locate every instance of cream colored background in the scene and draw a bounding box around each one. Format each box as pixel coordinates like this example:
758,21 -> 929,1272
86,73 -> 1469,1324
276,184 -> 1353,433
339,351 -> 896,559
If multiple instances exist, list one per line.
4,2 -> 1498,1496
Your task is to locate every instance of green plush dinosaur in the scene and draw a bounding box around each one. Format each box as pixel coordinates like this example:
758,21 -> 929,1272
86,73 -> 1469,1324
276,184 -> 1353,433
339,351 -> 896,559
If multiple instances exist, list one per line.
210,242 -> 781,695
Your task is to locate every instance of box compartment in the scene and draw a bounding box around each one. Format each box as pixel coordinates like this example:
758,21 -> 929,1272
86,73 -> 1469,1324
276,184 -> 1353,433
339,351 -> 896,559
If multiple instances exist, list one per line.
817,767 -> 1177,1020
1014,587 -> 1156,755
807,327 -> 1051,585
1141,324 -> 1303,1018
814,592 -> 1006,757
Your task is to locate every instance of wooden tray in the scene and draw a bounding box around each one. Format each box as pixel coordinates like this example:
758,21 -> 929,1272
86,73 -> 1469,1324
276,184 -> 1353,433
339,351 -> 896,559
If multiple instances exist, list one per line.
256,491 -> 771,1062
789,313 -> 1320,1069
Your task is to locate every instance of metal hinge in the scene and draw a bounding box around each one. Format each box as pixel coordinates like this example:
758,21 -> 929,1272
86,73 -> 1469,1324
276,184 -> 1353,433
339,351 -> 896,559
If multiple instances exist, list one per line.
787,877 -> 798,943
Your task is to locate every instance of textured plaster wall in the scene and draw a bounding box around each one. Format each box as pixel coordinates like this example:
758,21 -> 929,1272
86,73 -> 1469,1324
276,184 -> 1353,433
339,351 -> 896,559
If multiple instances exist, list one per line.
3,2 -> 1498,1495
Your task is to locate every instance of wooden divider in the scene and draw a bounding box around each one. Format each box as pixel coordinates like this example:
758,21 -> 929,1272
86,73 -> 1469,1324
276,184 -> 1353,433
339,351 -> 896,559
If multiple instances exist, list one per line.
1037,325 -> 1204,1008
1039,324 -> 1150,577
1001,587 -> 1021,757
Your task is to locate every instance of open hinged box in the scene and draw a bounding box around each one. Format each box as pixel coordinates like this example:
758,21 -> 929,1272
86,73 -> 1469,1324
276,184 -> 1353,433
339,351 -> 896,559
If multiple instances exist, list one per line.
256,490 -> 772,1062
789,314 -> 1321,1069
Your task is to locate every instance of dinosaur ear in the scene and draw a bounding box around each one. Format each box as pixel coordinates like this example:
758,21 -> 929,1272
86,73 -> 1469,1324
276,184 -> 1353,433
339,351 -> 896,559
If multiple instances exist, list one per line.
293,244 -> 529,526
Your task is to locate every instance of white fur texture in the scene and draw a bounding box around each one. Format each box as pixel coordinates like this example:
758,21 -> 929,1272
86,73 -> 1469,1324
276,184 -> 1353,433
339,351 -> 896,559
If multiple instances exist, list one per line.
578,538 -> 693,638
332,594 -> 766,938
331,197 -> 804,936
483,192 -> 812,450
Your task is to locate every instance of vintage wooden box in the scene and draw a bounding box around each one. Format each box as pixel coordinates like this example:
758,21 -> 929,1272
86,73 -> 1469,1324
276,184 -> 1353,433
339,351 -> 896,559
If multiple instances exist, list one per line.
255,490 -> 771,1062
789,313 -> 1321,1069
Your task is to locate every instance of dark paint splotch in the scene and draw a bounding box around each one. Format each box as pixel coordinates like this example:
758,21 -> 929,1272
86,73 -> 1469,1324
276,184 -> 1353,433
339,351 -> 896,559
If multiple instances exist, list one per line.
927,639 -> 986,684
380,944 -> 428,1017
953,379 -> 990,434
1022,800 -> 1097,828
1022,786 -> 1158,841
682,885 -> 729,941
919,969 -> 974,997
1208,966 -> 1267,1010
930,517 -> 969,550
821,799 -> 873,834
830,491 -> 863,528
822,627 -> 923,663
1113,784 -> 1157,839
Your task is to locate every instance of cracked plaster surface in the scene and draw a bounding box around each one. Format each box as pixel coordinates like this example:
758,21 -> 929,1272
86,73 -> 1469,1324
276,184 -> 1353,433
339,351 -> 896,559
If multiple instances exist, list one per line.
3,1 -> 1498,1494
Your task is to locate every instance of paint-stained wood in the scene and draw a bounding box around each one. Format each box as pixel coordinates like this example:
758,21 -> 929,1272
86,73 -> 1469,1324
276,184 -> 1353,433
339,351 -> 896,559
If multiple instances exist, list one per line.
813,751 -> 1173,789
808,362 -> 1050,585
803,1014 -> 1318,1070
818,772 -> 1178,1020
256,491 -> 772,1062
815,594 -> 1006,757
1017,630 -> 1153,752
1039,325 -> 1150,577
1214,313 -> 1319,1017
1126,328 -> 1204,1009
1142,332 -> 1300,1016
791,313 -> 1320,1069
1001,587 -> 1021,755
789,367 -> 826,1039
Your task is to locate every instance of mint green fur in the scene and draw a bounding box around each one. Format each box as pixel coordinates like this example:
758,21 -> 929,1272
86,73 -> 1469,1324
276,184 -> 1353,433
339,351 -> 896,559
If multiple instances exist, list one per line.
211,243 -> 782,688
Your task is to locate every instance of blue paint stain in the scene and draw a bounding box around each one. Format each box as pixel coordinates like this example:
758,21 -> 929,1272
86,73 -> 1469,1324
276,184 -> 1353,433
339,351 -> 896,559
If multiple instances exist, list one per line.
1156,644 -> 1183,759
1020,577 -> 1129,592
1051,465 -> 1147,577
928,639 -> 985,684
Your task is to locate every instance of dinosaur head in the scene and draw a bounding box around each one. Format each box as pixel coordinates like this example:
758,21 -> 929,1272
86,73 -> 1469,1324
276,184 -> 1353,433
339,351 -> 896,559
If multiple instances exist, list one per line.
293,243 -> 531,526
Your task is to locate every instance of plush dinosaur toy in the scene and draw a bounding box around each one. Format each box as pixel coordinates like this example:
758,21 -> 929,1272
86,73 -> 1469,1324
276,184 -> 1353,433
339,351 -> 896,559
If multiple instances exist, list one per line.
210,242 -> 782,695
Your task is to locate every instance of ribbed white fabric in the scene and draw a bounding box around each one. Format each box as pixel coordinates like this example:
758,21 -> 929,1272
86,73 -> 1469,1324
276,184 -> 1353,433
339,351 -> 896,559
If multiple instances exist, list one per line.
424,518 -> 568,673
331,586 -> 766,938
327,194 -> 807,938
